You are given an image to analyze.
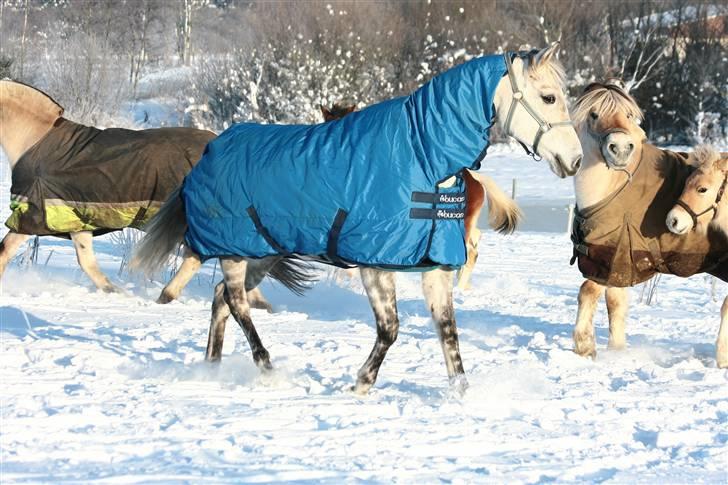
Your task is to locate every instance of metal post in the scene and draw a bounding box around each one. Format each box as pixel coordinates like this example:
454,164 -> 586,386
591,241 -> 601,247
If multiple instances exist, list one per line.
511,178 -> 517,200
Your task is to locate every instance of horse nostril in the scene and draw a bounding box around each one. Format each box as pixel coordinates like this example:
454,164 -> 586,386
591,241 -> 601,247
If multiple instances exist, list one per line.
608,143 -> 618,155
627,143 -> 634,153
573,156 -> 582,171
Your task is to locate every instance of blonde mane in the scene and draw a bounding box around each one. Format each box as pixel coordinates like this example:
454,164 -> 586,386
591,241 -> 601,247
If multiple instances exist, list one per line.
572,83 -> 643,127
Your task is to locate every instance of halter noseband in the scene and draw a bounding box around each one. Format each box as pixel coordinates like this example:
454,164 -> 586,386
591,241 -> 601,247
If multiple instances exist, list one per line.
675,174 -> 728,228
502,52 -> 573,161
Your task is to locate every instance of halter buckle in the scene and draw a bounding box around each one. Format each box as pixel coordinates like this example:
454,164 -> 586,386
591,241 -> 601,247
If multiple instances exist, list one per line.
513,91 -> 523,100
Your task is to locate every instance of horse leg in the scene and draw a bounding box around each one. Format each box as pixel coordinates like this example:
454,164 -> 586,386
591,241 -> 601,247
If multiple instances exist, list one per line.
247,287 -> 274,313
157,245 -> 201,304
573,279 -> 605,358
422,268 -> 467,392
605,286 -> 628,350
0,232 -> 31,278
219,256 -> 275,371
70,231 -> 121,293
717,295 -> 728,369
353,267 -> 399,395
205,279 -> 230,362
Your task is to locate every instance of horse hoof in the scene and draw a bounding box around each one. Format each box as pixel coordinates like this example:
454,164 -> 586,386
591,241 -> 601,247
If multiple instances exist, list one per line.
102,285 -> 122,294
156,292 -> 175,304
351,382 -> 372,395
449,375 -> 469,397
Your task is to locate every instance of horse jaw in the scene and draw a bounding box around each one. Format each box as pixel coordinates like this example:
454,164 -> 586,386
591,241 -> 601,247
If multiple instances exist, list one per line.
492,57 -> 581,178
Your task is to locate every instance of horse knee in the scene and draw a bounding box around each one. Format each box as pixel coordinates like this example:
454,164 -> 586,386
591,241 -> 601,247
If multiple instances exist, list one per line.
377,320 -> 399,346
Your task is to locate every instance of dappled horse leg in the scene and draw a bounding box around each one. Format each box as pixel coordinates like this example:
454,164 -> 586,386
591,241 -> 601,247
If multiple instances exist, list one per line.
0,232 -> 31,278
354,267 -> 399,395
216,257 -> 276,371
422,268 -> 467,393
247,287 -> 274,313
157,246 -> 201,304
606,287 -> 628,350
717,295 -> 728,369
205,280 -> 230,362
573,279 -> 605,358
70,231 -> 121,293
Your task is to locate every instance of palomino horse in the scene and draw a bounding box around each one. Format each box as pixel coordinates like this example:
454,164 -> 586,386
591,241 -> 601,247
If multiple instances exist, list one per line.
0,79 -> 281,309
0,79 -> 213,298
319,102 -> 522,289
570,82 -> 728,366
133,44 -> 582,395
667,146 -> 728,367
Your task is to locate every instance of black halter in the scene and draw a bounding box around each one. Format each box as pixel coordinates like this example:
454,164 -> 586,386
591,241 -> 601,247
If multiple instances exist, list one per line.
675,174 -> 728,228
502,53 -> 573,161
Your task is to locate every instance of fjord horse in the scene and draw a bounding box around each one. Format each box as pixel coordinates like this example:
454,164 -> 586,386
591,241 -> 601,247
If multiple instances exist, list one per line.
134,44 -> 582,395
570,82 -> 728,367
667,146 -> 728,367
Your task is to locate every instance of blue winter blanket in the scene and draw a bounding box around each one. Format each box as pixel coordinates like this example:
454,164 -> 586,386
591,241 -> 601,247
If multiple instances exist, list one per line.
183,54 -> 508,268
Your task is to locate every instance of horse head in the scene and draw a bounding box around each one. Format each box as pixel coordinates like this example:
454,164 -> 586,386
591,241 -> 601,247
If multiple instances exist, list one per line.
493,43 -> 582,178
667,145 -> 728,236
572,81 -> 646,172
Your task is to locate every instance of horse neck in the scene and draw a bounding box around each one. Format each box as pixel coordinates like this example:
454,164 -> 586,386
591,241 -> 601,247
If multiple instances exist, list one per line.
573,153 -> 631,209
0,91 -> 60,169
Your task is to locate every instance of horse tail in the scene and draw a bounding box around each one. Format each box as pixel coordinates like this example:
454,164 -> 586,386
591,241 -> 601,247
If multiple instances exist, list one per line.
131,187 -> 188,275
267,258 -> 318,295
467,171 -> 522,234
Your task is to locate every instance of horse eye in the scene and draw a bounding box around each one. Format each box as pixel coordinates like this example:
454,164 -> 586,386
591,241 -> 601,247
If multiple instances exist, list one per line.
541,95 -> 556,105
590,112 -> 598,120
697,187 -> 708,194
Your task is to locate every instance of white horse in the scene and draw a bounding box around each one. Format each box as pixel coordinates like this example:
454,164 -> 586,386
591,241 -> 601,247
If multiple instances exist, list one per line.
133,44 -> 583,395
667,146 -> 728,367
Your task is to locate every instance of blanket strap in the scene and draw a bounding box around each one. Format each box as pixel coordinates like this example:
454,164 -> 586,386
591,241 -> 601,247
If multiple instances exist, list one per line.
247,206 -> 290,255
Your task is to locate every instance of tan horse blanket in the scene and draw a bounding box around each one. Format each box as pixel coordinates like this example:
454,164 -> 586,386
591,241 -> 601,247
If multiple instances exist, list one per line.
571,143 -> 728,287
7,118 -> 214,236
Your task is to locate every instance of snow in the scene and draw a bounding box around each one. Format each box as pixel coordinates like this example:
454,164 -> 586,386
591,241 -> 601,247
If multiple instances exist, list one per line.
1,146 -> 727,482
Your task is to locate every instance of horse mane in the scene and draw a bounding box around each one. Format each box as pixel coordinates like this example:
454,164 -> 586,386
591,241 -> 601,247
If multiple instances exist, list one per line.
690,144 -> 721,170
572,82 -> 643,127
0,79 -> 65,115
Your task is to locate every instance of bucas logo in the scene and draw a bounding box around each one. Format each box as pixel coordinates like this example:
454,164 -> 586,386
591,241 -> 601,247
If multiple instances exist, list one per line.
438,194 -> 466,204
437,209 -> 465,219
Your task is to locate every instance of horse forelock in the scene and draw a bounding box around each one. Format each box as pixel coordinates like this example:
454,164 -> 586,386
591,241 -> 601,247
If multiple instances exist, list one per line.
690,144 -> 721,171
572,84 -> 643,128
0,79 -> 64,116
524,54 -> 566,91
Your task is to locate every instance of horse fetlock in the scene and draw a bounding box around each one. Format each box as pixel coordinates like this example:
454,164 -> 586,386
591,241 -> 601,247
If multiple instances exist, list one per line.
449,374 -> 469,397
352,380 -> 373,396
573,331 -> 596,358
156,289 -> 177,304
254,349 -> 273,371
607,338 -> 626,351
101,283 -> 122,294
716,342 -> 728,369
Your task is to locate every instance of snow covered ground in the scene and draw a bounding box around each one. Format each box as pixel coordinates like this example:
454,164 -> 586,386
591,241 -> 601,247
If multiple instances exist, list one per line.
1,148 -> 727,482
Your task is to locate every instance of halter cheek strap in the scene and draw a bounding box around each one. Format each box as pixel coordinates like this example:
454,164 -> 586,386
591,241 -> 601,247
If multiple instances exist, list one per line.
675,174 -> 727,228
502,53 -> 573,161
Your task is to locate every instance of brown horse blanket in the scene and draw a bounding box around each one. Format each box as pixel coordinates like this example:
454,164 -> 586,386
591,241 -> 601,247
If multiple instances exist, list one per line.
7,118 -> 214,236
571,143 -> 728,287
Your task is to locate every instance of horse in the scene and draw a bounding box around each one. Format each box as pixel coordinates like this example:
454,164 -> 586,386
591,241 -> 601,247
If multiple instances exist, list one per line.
132,44 -> 583,395
319,102 -> 522,290
569,82 -> 728,366
666,145 -> 728,367
0,80 -> 281,307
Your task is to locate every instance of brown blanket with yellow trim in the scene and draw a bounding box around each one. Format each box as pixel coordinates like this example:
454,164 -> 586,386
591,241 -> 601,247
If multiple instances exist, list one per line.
571,143 -> 728,287
7,118 -> 214,237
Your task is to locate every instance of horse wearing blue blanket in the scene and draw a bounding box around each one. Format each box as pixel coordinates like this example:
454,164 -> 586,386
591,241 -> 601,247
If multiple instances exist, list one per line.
133,44 -> 583,394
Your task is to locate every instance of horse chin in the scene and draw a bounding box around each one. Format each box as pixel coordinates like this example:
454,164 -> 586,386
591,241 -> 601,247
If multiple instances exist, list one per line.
547,158 -> 567,179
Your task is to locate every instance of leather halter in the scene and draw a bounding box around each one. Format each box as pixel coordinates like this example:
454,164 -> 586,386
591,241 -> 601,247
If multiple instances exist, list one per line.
675,174 -> 728,228
502,53 -> 573,161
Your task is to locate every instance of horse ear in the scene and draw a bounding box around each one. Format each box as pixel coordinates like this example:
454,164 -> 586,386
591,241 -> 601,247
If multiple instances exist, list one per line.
533,41 -> 560,66
717,157 -> 728,173
320,104 -> 331,120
